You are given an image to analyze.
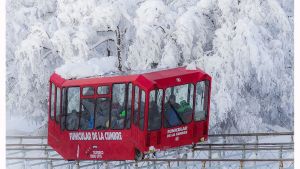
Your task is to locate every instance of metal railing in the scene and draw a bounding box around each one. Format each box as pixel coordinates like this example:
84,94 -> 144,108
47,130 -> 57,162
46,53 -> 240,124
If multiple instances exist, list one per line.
6,132 -> 294,169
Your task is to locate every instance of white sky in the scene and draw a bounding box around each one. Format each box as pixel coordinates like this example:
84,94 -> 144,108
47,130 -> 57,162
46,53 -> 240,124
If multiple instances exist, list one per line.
0,0 -> 299,168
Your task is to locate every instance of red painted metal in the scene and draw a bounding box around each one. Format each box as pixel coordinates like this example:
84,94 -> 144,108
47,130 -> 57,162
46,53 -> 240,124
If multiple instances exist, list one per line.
48,67 -> 212,160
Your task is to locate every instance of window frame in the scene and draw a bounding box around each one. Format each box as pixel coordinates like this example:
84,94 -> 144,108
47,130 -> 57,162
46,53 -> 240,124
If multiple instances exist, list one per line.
97,85 -> 111,95
139,89 -> 146,130
125,83 -> 133,129
110,83 -> 127,130
133,86 -> 140,125
50,83 -> 56,120
148,89 -> 163,131
82,86 -> 95,96
162,83 -> 195,128
94,97 -> 111,130
55,87 -> 62,124
60,87 -> 66,130
79,98 -> 96,130
194,80 -> 210,122
65,86 -> 81,131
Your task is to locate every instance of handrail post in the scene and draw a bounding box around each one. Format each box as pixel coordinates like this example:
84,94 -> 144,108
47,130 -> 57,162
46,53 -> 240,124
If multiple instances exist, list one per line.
218,148 -> 221,169
239,161 -> 244,169
153,161 -> 157,169
279,145 -> 283,159
167,161 -> 170,169
222,136 -> 226,157
177,150 -> 180,167
201,161 -> 206,169
105,161 -> 109,169
279,160 -> 283,169
96,161 -> 100,169
48,160 -> 53,169
208,145 -> 212,167
22,137 -> 25,169
76,161 -> 80,169
255,135 -> 259,167
242,145 -> 246,159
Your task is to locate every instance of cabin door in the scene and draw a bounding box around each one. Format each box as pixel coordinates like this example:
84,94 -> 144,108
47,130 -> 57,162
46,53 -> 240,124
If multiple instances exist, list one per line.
131,86 -> 146,149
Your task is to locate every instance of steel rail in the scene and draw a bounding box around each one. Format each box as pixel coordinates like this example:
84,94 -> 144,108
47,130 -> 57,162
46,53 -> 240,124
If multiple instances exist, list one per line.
6,131 -> 294,169
195,142 -> 294,146
6,144 -> 49,147
193,147 -> 293,151
141,158 -> 294,162
6,148 -> 54,151
6,136 -> 47,139
208,132 -> 293,137
6,157 -> 64,160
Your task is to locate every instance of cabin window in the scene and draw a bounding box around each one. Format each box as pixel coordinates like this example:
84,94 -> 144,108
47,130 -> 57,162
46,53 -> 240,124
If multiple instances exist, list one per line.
126,83 -> 132,129
133,86 -> 139,125
83,87 -> 94,96
50,83 -> 55,119
97,86 -> 110,94
194,81 -> 209,121
56,88 -> 61,123
164,84 -> 194,128
148,89 -> 163,131
66,87 -> 80,130
111,83 -> 126,129
60,88 -> 66,130
80,98 -> 95,130
139,90 -> 146,130
95,98 -> 111,129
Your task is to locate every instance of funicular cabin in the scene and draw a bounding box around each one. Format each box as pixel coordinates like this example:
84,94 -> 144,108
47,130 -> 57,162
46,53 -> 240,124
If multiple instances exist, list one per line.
48,67 -> 212,160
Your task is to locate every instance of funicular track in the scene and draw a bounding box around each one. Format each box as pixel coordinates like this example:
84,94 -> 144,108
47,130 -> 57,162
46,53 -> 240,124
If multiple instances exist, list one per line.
6,132 -> 294,169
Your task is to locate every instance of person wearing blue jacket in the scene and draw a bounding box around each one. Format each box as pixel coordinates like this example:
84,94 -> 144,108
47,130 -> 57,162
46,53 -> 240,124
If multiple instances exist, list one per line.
164,94 -> 183,127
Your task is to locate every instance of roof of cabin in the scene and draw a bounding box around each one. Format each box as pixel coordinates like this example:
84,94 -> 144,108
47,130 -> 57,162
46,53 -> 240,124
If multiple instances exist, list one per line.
51,67 -> 209,88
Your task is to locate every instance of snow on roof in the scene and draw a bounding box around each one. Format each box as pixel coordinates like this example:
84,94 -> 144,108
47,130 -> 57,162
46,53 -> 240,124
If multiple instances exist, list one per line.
55,55 -> 200,81
55,56 -> 119,79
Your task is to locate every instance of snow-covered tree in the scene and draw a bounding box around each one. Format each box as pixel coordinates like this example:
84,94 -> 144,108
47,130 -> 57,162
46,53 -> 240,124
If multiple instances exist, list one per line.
126,0 -> 176,70
6,0 -> 294,135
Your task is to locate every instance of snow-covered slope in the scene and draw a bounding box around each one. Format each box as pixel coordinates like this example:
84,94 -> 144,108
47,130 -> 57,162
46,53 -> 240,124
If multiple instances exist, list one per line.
6,0 -> 293,135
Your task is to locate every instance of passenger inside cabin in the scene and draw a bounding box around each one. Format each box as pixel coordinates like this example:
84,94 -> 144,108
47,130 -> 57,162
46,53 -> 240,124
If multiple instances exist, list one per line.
80,98 -> 95,130
66,110 -> 79,130
111,102 -> 125,129
164,94 -> 182,127
177,100 -> 193,124
95,99 -> 110,129
148,101 -> 160,130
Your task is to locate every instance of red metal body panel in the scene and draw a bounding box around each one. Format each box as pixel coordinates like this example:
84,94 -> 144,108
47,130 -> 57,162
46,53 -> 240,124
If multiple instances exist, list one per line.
48,67 -> 212,160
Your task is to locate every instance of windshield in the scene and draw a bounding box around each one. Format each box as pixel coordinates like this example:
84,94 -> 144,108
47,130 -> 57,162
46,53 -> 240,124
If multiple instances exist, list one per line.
164,84 -> 194,128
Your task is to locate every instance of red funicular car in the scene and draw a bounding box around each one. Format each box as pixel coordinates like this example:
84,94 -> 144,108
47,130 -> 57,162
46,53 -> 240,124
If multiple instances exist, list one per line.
48,67 -> 212,160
